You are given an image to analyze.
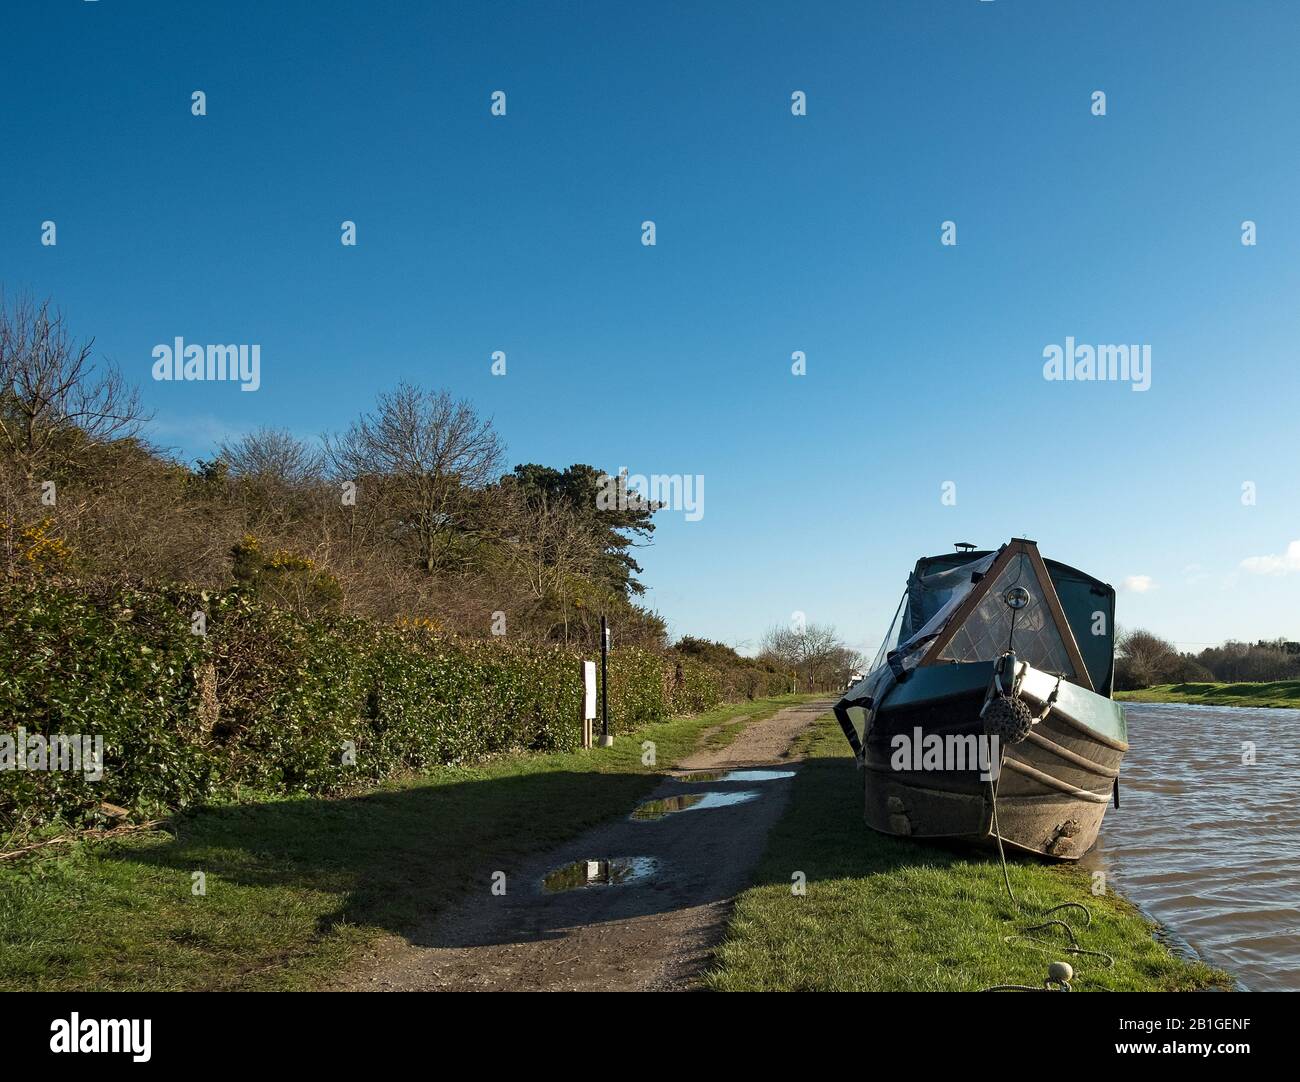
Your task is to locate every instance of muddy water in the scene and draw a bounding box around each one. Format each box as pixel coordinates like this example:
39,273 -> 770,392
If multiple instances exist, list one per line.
1084,702 -> 1300,991
541,857 -> 659,892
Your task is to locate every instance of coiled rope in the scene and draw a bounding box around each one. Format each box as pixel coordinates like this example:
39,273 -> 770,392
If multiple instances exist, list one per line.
980,776 -> 1115,991
973,587 -> 1112,990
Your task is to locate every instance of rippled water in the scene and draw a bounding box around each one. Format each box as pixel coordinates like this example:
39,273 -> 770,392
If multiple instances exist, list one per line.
1084,702 -> 1300,991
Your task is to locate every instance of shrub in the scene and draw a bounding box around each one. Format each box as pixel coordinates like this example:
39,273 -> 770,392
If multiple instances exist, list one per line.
0,581 -> 212,831
0,580 -> 753,832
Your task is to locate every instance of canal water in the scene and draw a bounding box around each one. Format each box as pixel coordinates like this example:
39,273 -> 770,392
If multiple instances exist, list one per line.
1083,702 -> 1300,991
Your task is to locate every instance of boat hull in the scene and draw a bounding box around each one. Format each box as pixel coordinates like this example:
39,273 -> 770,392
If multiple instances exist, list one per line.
860,660 -> 1127,859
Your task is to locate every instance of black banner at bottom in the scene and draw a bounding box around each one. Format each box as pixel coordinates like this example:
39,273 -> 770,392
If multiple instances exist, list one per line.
1,989 -> 1283,1068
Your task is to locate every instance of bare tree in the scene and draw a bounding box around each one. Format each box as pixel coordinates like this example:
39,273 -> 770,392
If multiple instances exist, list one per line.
219,427 -> 324,488
1,292 -> 150,577
1113,627 -> 1178,690
324,384 -> 505,574
0,291 -> 146,482
759,621 -> 857,690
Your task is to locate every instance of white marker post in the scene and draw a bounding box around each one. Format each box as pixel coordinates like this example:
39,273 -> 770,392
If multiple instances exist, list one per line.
582,660 -> 597,748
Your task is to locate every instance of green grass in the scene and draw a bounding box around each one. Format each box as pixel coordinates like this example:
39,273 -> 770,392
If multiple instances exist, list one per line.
0,694 -> 814,991
706,714 -> 1233,992
1116,681 -> 1300,708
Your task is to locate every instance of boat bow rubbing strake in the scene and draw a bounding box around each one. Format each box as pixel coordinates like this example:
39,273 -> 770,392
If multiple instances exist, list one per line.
834,539 -> 1127,860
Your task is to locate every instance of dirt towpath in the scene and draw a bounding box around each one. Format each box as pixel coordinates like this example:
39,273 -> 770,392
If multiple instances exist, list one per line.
337,697 -> 834,991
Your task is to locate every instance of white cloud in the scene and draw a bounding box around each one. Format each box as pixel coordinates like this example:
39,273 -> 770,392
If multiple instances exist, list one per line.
149,413 -> 248,451
1240,540 -> 1300,575
1121,575 -> 1156,593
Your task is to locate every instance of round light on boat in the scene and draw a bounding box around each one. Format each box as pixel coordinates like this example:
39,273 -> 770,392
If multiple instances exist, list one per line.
1004,586 -> 1030,610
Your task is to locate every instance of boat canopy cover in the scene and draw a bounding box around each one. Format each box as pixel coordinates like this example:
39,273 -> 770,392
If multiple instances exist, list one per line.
849,552 -> 997,711
847,543 -> 1116,713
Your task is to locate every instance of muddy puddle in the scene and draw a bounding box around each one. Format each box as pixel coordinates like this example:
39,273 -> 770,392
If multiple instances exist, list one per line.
540,857 -> 659,893
630,790 -> 760,820
672,768 -> 796,784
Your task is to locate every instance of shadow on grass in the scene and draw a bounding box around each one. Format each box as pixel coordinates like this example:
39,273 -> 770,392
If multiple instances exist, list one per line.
102,765 -> 869,964
707,744 -> 1233,991
1125,681 -> 1300,706
1172,681 -> 1300,699
105,768 -> 668,948
4,697 -> 838,989
104,765 -> 834,953
743,752 -> 1023,889
88,704 -> 839,968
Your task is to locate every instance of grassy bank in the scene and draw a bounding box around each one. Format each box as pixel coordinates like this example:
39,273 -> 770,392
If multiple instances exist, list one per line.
0,694 -> 813,992
1116,681 -> 1300,708
706,714 -> 1232,992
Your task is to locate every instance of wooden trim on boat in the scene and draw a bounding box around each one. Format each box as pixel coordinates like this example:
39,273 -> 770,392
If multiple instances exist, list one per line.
1001,755 -> 1111,803
919,543 -> 1014,664
1024,542 -> 1094,692
1023,728 -> 1120,778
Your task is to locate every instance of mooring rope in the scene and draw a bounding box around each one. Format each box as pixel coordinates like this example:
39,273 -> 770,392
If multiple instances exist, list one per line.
979,776 -> 1115,991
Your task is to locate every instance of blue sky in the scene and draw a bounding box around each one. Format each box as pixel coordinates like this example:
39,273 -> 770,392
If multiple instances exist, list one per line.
4,1 -> 1300,657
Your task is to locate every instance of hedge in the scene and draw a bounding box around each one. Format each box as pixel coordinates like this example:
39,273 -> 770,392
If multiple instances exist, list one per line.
0,581 -> 787,832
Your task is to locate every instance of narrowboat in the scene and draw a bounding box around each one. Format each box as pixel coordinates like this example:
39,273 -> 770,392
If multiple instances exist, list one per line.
833,539 -> 1127,860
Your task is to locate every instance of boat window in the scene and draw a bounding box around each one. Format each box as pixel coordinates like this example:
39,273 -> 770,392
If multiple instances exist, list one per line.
868,590 -> 908,674
936,553 -> 1076,677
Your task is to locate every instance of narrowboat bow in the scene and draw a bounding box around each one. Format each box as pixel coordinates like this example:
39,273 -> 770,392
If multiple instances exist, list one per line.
834,539 -> 1127,860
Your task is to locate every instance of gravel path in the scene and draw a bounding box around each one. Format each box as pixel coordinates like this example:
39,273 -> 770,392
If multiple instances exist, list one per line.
337,697 -> 834,991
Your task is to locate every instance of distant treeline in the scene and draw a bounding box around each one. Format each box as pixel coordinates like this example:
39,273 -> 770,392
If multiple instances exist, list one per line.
0,289 -> 828,668
0,292 -> 676,647
1115,629 -> 1300,690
